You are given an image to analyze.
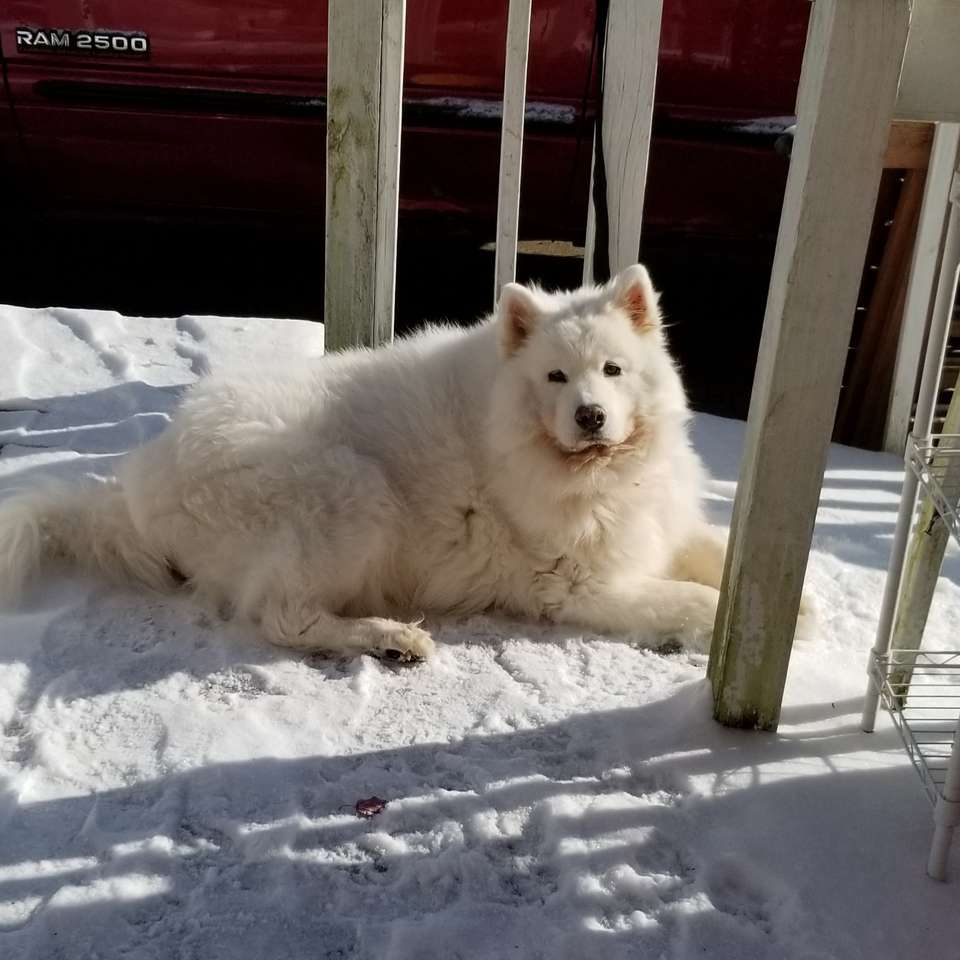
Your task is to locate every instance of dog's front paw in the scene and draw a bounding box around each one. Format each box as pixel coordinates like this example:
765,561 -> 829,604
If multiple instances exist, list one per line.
670,587 -> 720,654
794,590 -> 819,644
373,621 -> 435,663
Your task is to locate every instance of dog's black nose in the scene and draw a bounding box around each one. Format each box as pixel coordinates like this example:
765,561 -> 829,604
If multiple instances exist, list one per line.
575,404 -> 606,432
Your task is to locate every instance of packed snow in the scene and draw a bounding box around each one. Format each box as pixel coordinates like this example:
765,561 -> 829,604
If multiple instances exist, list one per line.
0,305 -> 958,959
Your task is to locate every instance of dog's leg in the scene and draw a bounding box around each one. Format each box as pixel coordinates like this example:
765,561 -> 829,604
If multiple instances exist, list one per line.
669,525 -> 818,628
260,594 -> 434,662
542,572 -> 720,653
669,525 -> 728,590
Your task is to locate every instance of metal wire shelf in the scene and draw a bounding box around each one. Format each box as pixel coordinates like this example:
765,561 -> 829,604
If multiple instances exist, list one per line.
907,433 -> 960,545
871,649 -> 960,807
867,431 -> 960,879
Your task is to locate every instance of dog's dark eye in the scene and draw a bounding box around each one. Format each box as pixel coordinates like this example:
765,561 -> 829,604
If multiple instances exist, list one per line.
603,362 -> 622,377
547,370 -> 567,383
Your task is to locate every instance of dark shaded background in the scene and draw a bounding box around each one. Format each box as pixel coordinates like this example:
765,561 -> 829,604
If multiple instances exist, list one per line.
1,219 -> 772,420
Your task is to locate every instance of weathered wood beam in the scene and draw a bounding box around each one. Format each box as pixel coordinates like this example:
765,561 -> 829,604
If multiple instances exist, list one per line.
493,0 -> 532,302
325,0 -> 406,351
709,0 -> 912,730
582,0 -> 663,284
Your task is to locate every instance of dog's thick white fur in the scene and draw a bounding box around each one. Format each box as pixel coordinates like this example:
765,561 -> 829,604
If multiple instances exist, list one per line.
0,265 -> 730,661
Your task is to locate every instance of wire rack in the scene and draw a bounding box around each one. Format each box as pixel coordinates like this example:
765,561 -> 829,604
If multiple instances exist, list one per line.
907,433 -> 960,544
871,649 -> 960,807
870,431 -> 960,847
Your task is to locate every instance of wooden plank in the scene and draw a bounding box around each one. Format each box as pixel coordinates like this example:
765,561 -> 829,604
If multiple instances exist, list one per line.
325,0 -> 406,352
583,0 -> 663,283
493,0 -> 532,302
325,0 -> 382,351
883,123 -> 960,454
896,0 -> 960,124
884,121 -> 935,171
834,166 -> 927,449
581,145 -> 598,284
708,0 -> 912,731
374,0 -> 407,346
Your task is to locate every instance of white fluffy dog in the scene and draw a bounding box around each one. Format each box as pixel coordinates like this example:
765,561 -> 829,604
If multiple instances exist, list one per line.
0,264 -> 729,661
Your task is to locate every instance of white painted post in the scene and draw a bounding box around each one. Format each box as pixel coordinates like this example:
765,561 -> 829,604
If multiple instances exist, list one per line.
325,0 -> 406,351
582,146 -> 598,283
708,0 -> 912,731
493,0 -> 532,302
374,0 -> 406,347
897,0 -> 960,126
582,0 -> 663,284
883,123 -> 960,454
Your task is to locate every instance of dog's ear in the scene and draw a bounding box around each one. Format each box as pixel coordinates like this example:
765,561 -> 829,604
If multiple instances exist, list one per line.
612,264 -> 661,333
498,283 -> 540,356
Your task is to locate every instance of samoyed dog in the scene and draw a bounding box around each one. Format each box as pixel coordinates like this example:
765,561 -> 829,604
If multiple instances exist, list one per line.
0,264 -> 730,661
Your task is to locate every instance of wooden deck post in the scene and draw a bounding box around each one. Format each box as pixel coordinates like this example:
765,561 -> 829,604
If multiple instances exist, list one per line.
582,0 -> 663,284
493,0 -> 532,302
325,0 -> 406,351
708,0 -> 912,730
833,130 -> 930,450
883,123 -> 960,454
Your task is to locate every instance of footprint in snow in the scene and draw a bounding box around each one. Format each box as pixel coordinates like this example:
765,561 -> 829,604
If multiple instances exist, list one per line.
175,315 -> 207,342
174,316 -> 211,376
174,339 -> 211,377
49,307 -> 132,378
703,856 -> 786,933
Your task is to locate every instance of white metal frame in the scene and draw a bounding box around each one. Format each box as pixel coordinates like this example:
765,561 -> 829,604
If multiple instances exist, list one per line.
860,134 -> 960,877
863,150 -> 960,734
870,646 -> 960,878
868,452 -> 960,881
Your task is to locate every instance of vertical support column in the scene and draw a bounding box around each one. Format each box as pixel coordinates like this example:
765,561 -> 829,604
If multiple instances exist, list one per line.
325,0 -> 406,351
883,123 -> 960,454
708,0 -> 912,731
582,0 -> 663,284
493,0 -> 532,302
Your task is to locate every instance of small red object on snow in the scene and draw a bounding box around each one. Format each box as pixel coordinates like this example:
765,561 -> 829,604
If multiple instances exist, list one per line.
355,796 -> 388,818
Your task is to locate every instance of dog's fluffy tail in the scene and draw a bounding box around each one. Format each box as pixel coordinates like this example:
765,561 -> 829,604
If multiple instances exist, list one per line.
0,479 -> 175,606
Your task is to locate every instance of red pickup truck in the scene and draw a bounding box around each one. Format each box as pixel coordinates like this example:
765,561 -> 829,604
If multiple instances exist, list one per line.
0,1 -> 809,247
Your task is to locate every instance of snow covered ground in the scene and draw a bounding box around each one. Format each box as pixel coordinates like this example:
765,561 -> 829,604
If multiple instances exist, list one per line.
1,305 -> 959,959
